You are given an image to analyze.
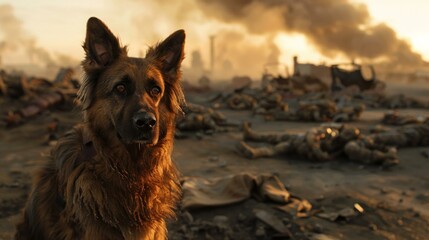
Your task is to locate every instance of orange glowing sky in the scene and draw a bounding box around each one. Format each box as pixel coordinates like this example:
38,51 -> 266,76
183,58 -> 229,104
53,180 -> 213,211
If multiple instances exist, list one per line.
1,0 -> 429,77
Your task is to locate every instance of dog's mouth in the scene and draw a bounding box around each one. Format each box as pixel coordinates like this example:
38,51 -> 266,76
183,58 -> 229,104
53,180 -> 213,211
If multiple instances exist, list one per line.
116,129 -> 156,145
133,135 -> 153,144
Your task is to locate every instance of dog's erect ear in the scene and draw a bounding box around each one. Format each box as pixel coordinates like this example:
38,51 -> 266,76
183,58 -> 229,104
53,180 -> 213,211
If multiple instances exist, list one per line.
83,17 -> 121,67
150,30 -> 186,80
147,30 -> 186,114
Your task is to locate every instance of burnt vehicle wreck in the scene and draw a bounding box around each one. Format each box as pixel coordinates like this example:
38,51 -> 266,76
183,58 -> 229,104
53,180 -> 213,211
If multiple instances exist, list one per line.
331,63 -> 385,91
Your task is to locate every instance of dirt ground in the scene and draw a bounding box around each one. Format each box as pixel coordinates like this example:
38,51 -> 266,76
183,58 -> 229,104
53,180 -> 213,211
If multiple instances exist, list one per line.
0,82 -> 429,239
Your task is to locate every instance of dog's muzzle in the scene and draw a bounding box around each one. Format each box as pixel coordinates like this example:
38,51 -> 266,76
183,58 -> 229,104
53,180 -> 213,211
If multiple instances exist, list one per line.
133,111 -> 156,129
132,111 -> 157,142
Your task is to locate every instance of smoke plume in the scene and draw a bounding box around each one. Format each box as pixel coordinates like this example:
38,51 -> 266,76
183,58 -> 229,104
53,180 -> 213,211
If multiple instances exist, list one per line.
116,0 -> 282,79
196,0 -> 426,68
0,4 -> 77,68
2,1 -> 426,80
213,31 -> 281,79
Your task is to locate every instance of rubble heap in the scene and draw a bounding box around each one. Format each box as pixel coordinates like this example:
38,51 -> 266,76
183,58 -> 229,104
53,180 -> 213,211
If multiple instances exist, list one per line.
237,122 -> 429,166
270,96 -> 365,122
339,91 -> 429,109
216,77 -> 366,122
176,103 -> 239,136
218,74 -> 327,111
225,92 -> 257,110
0,68 -> 79,127
381,111 -> 428,126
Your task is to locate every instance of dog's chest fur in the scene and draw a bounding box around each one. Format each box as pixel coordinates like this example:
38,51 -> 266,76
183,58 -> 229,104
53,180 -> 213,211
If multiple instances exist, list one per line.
54,124 -> 178,239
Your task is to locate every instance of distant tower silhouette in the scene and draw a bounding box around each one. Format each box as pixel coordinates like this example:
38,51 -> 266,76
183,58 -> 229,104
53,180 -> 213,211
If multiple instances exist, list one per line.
210,35 -> 215,73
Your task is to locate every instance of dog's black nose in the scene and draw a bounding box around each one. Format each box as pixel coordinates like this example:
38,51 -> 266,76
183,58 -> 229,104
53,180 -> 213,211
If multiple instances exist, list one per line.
133,112 -> 156,128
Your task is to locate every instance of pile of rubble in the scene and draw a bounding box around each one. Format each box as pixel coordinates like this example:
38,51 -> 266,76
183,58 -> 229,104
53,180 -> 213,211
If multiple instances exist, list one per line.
377,93 -> 429,109
337,91 -> 429,109
381,111 -> 428,126
0,68 -> 79,127
176,103 -> 239,137
214,73 -> 428,123
237,121 -> 429,166
263,74 -> 329,96
215,74 -> 328,111
213,77 -> 367,123
268,95 -> 365,122
225,89 -> 428,124
225,92 -> 258,110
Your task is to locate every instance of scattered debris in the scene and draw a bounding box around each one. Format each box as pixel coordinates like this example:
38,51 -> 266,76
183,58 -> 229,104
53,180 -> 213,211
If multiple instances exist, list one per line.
271,97 -> 365,122
344,92 -> 429,109
276,197 -> 313,218
415,193 -> 429,204
0,69 -> 79,128
226,92 -> 257,110
237,121 -> 429,166
331,63 -> 385,92
181,173 -> 292,209
2,59 -> 429,240
254,209 -> 290,235
317,207 -> 358,222
354,203 -> 365,213
176,103 -> 239,136
382,111 -> 427,125
4,92 -> 65,127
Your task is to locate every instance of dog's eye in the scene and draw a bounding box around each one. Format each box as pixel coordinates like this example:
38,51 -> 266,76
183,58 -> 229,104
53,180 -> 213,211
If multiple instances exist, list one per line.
150,86 -> 161,96
115,84 -> 126,95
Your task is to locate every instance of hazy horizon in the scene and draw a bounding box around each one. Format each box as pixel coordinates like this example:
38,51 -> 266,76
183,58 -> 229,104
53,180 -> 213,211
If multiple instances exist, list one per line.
1,0 -> 429,80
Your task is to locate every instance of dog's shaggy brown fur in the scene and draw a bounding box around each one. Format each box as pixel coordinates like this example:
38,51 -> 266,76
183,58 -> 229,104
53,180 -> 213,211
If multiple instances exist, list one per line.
15,17 -> 185,240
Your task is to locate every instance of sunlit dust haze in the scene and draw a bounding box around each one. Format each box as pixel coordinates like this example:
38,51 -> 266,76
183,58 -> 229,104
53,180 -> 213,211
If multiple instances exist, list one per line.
1,0 -> 429,80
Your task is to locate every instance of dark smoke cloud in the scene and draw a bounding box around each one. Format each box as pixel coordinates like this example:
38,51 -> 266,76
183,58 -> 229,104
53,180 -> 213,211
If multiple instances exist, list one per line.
196,0 -> 426,67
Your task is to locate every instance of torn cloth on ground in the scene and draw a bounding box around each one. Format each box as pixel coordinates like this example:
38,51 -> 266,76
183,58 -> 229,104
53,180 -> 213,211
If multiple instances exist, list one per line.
181,173 -> 290,209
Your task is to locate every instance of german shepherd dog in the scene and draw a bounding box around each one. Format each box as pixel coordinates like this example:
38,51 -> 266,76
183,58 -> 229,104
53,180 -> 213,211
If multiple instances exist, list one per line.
15,17 -> 185,239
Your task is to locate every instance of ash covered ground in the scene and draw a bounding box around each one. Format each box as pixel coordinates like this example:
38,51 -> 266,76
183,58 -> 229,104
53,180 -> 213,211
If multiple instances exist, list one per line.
0,70 -> 429,240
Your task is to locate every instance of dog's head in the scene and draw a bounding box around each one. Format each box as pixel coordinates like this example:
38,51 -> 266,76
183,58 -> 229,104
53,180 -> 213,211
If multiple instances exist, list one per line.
78,17 -> 185,146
